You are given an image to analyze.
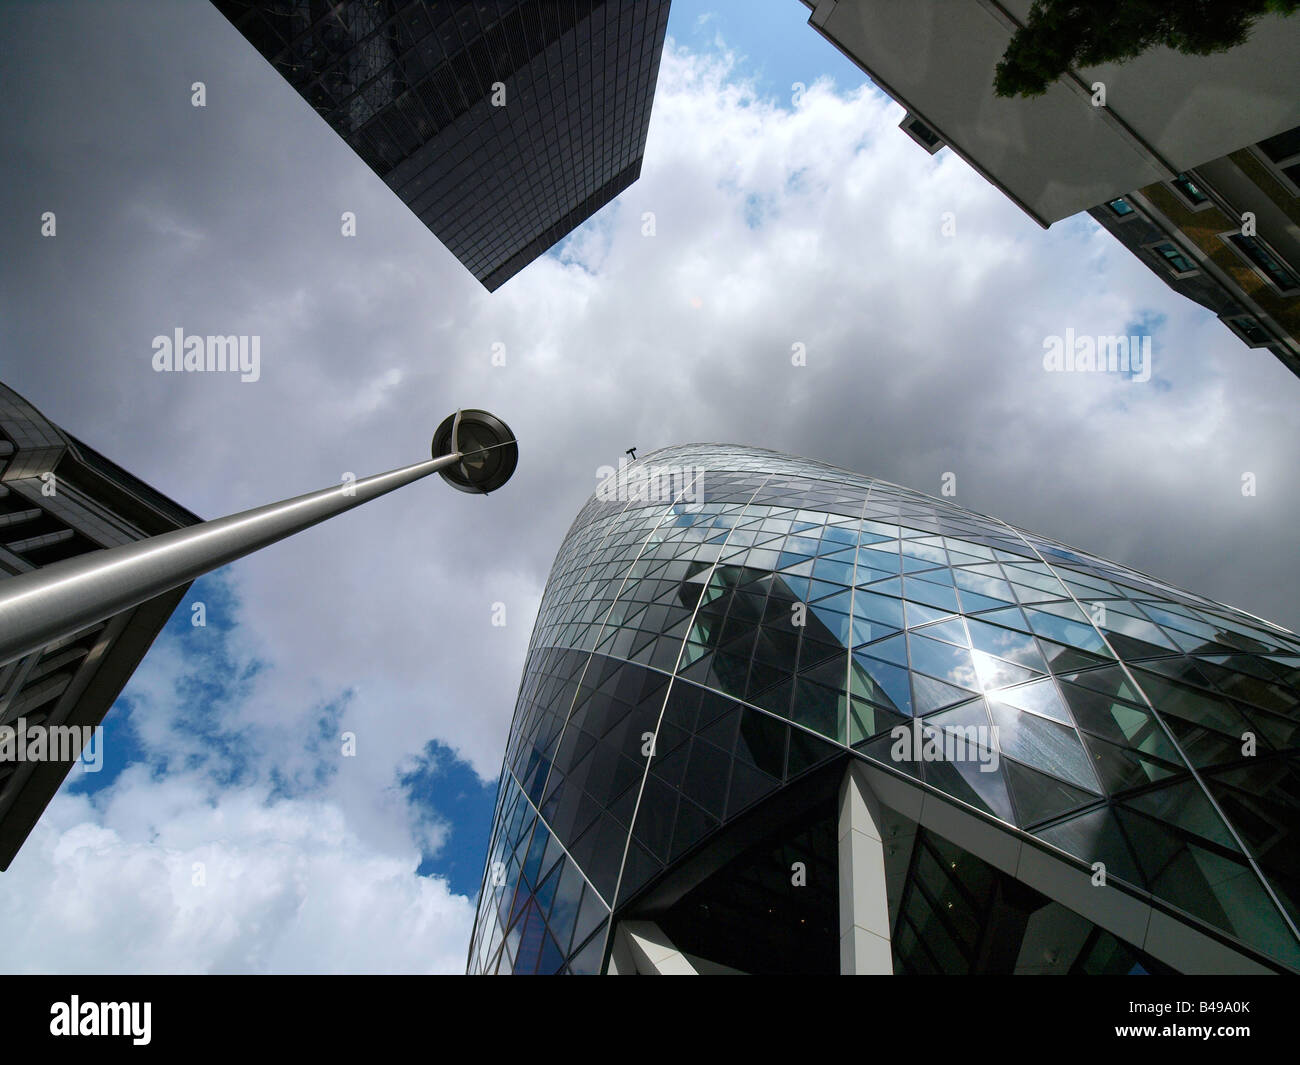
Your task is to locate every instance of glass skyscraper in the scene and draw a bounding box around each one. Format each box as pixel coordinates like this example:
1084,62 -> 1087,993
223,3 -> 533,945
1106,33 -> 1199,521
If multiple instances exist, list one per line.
213,0 -> 671,290
469,444 -> 1300,975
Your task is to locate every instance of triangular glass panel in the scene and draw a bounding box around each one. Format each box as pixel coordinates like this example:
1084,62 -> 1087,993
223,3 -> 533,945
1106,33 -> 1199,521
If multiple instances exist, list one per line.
725,759 -> 781,820
1060,666 -> 1143,703
855,632 -> 908,666
1194,658 -> 1295,716
1166,627 -> 1236,655
911,672 -> 975,715
863,576 -> 903,598
1033,806 -> 1145,888
906,602 -> 961,632
1005,757 -> 1104,827
922,749 -> 1016,825
1130,668 -> 1252,737
850,653 -> 913,715
908,633 -> 979,691
1107,631 -> 1181,662
1079,730 -> 1184,795
1040,637 -> 1112,670
1123,780 -> 1241,851
1023,608 -> 1109,655
848,697 -> 909,746
805,578 -> 842,601
987,678 -> 1071,723
853,589 -> 905,630
787,727 -> 840,777
1059,680 -> 1180,759
901,578 -> 960,613
798,632 -> 844,670
965,615 -> 1047,669
922,696 -> 991,731
734,708 -> 788,777
976,605 -> 1032,634
854,732 -> 919,778
1237,705 -> 1300,750
800,654 -> 848,690
779,574 -> 812,603
969,649 -> 1039,691
987,700 -> 1101,793
677,650 -> 714,683
749,676 -> 794,718
792,677 -> 844,741
907,564 -> 956,586
958,589 -> 1017,614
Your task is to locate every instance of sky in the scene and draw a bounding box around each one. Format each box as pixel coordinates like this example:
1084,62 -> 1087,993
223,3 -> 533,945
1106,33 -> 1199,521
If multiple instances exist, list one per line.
1,0 -> 1298,974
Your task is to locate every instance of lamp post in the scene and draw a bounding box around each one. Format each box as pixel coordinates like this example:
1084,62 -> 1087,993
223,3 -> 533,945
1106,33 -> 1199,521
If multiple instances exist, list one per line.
0,409 -> 517,669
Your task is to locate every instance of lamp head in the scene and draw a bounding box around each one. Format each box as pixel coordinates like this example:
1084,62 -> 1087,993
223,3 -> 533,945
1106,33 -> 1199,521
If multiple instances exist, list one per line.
432,409 -> 518,494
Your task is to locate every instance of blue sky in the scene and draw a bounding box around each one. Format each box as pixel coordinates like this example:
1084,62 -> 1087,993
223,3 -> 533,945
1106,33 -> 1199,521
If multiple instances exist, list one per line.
670,0 -> 870,101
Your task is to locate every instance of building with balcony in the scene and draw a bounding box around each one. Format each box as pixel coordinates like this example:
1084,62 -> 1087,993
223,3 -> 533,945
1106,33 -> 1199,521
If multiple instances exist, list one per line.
800,0 -> 1300,377
0,383 -> 200,870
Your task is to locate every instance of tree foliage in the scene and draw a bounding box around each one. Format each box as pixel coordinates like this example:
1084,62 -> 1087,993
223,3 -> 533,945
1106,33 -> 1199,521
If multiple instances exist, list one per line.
994,0 -> 1300,98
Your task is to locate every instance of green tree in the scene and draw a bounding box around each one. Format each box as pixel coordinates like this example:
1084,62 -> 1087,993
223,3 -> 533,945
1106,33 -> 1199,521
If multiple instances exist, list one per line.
994,0 -> 1300,98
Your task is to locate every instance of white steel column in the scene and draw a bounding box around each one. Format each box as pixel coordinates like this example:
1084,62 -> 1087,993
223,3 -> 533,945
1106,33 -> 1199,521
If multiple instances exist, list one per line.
838,760 -> 895,974
609,921 -> 699,975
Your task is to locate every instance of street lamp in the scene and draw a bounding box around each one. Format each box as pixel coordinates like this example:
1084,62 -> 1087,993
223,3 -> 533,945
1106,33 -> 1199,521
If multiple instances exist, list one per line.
0,409 -> 517,669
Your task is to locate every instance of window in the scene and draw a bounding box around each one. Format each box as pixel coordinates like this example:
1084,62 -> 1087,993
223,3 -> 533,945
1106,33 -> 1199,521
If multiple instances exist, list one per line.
1147,240 -> 1197,277
1106,197 -> 1135,218
1221,315 -> 1272,348
1225,232 -> 1300,293
909,119 -> 940,148
899,111 -> 945,155
1254,125 -> 1300,193
1170,173 -> 1209,208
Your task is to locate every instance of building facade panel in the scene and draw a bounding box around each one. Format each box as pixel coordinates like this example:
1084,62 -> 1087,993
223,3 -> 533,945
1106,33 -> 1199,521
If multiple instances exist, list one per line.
804,0 -> 1300,226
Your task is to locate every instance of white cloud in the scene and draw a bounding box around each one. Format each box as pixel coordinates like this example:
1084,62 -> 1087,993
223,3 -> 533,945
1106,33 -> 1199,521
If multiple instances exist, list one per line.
2,770 -> 474,974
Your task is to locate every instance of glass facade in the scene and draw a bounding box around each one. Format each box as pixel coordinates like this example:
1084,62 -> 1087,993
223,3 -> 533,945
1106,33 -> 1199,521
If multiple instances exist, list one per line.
214,0 -> 670,290
469,444 -> 1300,974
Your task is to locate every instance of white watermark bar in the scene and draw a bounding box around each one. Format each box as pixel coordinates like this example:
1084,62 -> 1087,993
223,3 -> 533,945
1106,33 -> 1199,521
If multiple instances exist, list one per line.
889,720 -> 1001,772
0,718 -> 103,771
595,456 -> 706,502
1042,329 -> 1152,381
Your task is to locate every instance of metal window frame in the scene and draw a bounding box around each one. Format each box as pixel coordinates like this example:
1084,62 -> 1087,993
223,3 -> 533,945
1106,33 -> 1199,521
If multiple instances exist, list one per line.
1219,314 -> 1276,349
1219,229 -> 1300,295
1169,173 -> 1215,213
898,111 -> 945,156
1247,142 -> 1300,197
1104,197 -> 1141,223
1141,238 -> 1200,280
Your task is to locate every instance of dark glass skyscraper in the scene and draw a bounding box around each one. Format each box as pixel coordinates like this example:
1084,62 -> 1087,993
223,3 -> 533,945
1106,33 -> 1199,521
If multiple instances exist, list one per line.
469,444 -> 1300,974
213,1 -> 671,290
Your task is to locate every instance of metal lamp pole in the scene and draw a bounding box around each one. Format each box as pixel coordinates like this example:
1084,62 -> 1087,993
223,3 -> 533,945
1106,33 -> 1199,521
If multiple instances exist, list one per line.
0,409 -> 517,670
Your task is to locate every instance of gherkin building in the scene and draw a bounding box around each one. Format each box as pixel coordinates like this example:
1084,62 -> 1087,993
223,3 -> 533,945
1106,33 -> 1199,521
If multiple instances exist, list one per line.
468,444 -> 1300,975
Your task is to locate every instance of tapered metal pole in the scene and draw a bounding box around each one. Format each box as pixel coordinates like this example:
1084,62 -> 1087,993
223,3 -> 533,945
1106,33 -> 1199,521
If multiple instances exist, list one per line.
0,452 -> 464,669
